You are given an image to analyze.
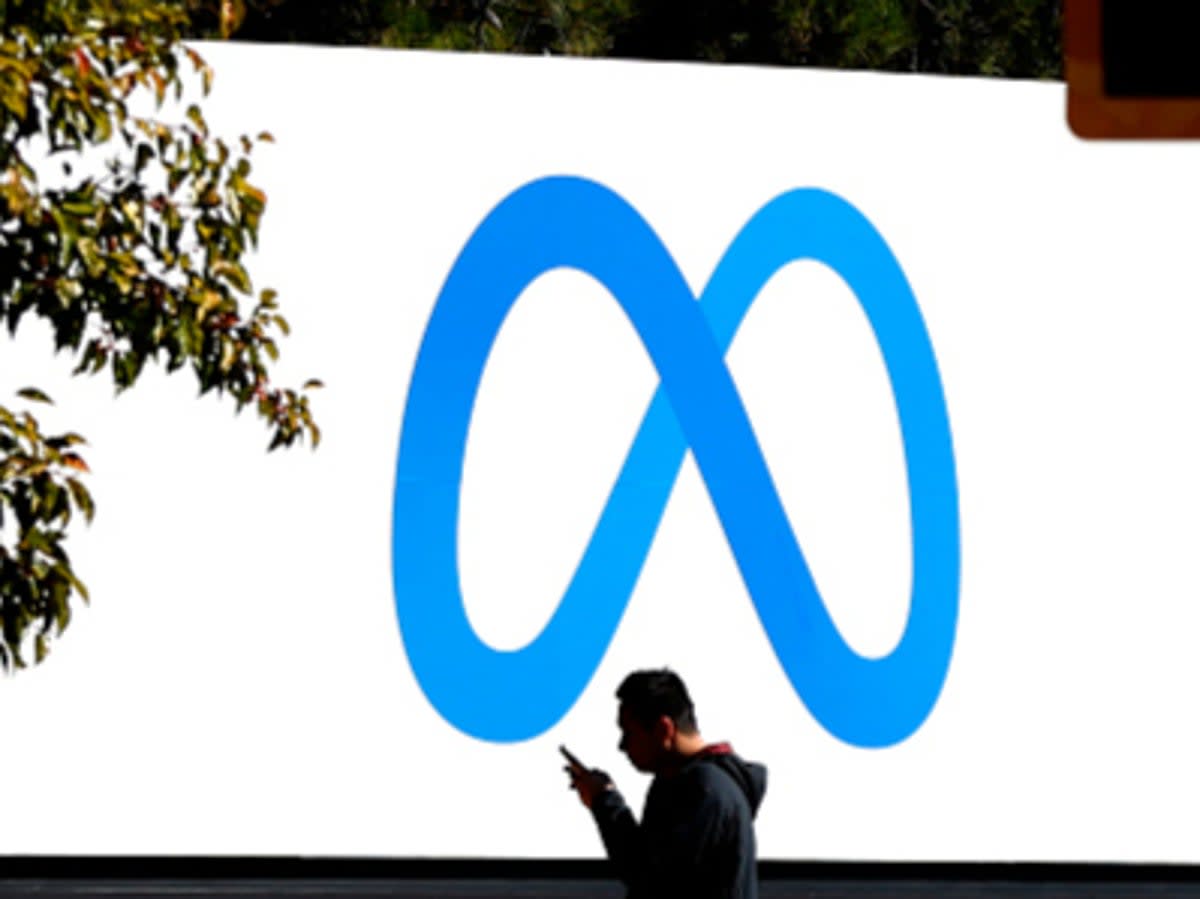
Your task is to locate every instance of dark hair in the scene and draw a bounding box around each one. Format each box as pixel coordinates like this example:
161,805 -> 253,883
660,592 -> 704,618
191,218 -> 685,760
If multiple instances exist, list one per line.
616,669 -> 698,734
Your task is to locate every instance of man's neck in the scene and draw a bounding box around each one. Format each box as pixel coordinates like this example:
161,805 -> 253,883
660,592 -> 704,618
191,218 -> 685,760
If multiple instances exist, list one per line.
656,731 -> 708,776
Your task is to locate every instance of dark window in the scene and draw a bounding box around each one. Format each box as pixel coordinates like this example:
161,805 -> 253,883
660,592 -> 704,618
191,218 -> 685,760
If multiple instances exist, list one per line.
1103,0 -> 1200,97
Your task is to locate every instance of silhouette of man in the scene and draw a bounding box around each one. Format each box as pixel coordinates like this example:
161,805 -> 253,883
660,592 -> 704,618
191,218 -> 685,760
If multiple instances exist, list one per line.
564,669 -> 767,899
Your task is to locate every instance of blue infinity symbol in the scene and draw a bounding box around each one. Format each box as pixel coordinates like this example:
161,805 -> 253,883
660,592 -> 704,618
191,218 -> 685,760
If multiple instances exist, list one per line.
393,177 -> 959,747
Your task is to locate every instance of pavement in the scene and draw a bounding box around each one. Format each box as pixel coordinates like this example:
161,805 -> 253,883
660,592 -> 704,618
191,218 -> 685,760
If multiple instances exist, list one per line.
6,861 -> 1200,898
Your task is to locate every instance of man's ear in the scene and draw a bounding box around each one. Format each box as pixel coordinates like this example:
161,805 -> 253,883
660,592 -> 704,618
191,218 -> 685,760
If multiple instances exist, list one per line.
655,715 -> 677,747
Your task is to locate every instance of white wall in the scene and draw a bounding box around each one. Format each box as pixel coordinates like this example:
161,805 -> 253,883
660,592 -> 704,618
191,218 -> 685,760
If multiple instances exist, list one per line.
2,44 -> 1199,862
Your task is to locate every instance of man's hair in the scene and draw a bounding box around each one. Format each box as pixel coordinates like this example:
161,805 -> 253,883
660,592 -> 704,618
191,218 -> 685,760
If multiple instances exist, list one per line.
616,669 -> 698,734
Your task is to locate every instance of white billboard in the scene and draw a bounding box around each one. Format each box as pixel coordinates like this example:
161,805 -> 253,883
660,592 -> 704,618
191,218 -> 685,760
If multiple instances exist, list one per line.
3,43 -> 1200,863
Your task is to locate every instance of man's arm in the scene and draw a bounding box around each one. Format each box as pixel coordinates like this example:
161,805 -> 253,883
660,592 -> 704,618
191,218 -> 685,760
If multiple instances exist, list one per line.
589,771 -> 730,895
565,765 -> 650,887
589,785 -> 649,889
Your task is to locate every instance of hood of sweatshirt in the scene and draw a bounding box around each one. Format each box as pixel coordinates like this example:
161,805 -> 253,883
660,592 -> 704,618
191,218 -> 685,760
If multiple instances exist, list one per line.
694,743 -> 767,817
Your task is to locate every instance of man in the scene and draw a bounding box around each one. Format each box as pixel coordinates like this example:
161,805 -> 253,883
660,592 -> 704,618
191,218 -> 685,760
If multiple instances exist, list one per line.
564,669 -> 767,899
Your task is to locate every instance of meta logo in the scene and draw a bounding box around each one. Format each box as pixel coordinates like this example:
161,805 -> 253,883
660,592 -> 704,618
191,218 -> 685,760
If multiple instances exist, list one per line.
392,177 -> 959,748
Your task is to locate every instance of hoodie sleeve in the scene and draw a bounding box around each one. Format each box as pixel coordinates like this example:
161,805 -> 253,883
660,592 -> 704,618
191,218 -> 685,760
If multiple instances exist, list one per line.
589,773 -> 729,895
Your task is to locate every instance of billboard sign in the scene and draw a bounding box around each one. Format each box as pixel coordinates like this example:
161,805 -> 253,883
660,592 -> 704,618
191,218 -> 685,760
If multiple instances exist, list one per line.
4,45 -> 1200,863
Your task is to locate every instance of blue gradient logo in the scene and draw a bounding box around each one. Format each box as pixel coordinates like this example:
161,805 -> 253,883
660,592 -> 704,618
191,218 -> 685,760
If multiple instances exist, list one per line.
392,177 -> 959,747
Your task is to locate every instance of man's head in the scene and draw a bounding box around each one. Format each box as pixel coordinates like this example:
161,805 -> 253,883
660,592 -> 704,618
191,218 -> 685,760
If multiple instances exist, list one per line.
615,669 -> 699,773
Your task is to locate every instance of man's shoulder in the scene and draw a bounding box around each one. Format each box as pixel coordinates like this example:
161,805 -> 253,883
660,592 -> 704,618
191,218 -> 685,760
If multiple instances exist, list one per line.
680,749 -> 767,818
676,757 -> 752,806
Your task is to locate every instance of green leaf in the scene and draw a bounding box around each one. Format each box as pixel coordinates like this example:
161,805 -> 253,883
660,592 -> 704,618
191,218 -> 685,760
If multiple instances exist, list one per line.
212,260 -> 251,294
60,563 -> 89,604
0,83 -> 28,119
185,103 -> 206,134
20,527 -> 49,554
134,142 -> 155,173
219,339 -> 237,373
41,481 -> 64,524
51,572 -> 72,632
66,478 -> 94,524
62,199 -> 96,217
46,432 -> 87,450
113,352 -> 141,390
16,387 -> 53,405
196,289 -> 223,320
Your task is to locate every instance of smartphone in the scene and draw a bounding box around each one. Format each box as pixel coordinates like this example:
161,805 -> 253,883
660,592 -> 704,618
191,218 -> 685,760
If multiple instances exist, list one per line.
559,744 -> 586,772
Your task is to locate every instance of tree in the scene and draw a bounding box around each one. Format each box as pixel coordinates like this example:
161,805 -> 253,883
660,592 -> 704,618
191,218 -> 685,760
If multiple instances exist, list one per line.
210,0 -> 400,47
217,0 -> 623,56
210,0 -> 1062,79
0,0 -> 320,670
600,0 -> 1062,76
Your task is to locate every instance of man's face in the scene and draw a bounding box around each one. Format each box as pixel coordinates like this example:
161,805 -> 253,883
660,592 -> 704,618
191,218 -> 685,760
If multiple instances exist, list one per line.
618,704 -> 665,773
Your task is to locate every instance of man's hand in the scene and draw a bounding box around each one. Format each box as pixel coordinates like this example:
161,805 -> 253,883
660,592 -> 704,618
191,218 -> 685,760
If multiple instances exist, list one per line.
566,765 -> 614,809
561,745 -> 613,809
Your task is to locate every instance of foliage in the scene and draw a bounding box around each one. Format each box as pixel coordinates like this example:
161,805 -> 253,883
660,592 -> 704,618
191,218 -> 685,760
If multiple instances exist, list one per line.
0,0 -> 319,670
213,0 -> 1063,79
190,0 -> 396,47
0,387 -> 91,668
